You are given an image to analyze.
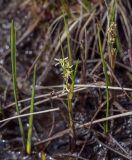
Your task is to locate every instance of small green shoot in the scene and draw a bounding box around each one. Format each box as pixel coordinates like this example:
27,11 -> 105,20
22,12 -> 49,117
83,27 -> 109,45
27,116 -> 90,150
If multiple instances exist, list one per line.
97,25 -> 110,133
10,20 -> 25,149
26,65 -> 36,154
41,151 -> 46,160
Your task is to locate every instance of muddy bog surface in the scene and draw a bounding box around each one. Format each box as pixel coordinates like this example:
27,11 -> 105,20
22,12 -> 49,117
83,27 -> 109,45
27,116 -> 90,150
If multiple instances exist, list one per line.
0,0 -> 132,160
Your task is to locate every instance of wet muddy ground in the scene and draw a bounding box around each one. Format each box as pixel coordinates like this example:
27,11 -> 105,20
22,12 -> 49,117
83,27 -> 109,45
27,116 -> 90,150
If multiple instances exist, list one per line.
0,0 -> 132,160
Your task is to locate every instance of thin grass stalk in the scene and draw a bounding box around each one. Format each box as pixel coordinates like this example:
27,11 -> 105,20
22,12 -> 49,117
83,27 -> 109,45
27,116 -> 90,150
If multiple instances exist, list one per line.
10,20 -> 25,149
67,94 -> 74,133
63,9 -> 72,65
41,151 -> 46,160
97,25 -> 110,133
72,60 -> 79,91
69,60 -> 78,144
26,65 -> 36,154
59,34 -> 65,59
64,20 -> 77,150
107,0 -> 119,133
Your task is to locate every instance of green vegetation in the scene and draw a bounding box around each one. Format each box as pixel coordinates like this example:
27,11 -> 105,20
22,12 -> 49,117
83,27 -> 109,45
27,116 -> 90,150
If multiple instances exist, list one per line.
26,65 -> 36,154
10,20 -> 25,150
0,0 -> 131,159
97,25 -> 110,133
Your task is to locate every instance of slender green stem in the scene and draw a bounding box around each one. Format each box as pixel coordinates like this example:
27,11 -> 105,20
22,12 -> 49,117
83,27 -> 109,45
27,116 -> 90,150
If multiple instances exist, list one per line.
97,25 -> 110,133
68,96 -> 73,129
10,20 -> 25,149
27,65 -> 36,154
63,12 -> 72,65
41,151 -> 46,160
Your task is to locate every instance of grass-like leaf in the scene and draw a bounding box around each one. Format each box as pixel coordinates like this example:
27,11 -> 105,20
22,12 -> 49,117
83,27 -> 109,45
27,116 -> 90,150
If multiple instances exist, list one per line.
10,20 -> 25,149
97,25 -> 110,133
63,10 -> 72,65
26,64 -> 36,154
